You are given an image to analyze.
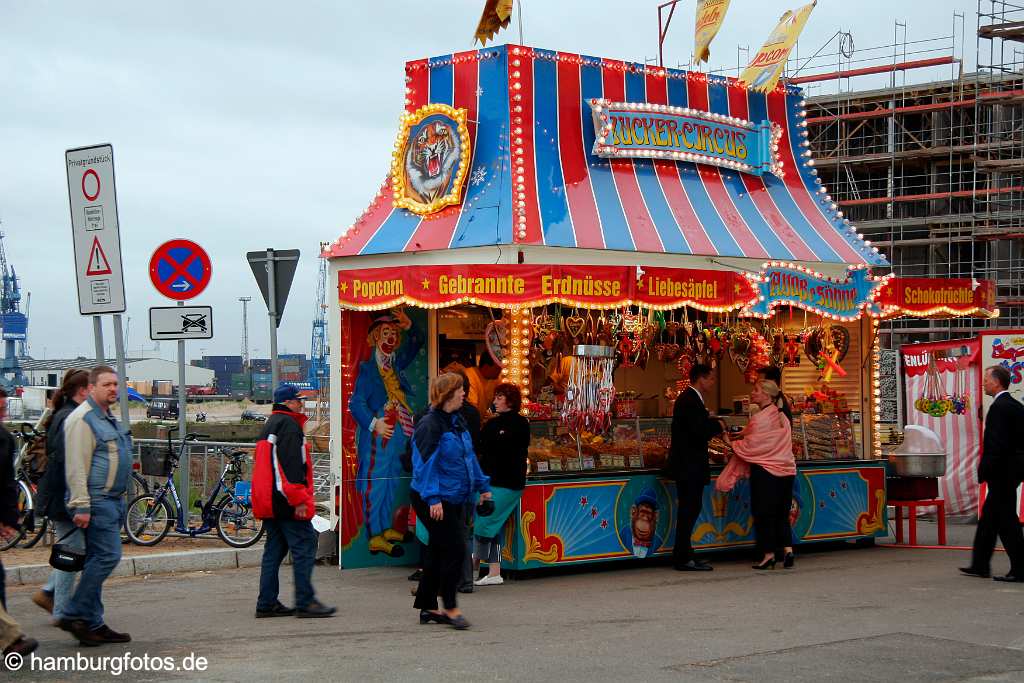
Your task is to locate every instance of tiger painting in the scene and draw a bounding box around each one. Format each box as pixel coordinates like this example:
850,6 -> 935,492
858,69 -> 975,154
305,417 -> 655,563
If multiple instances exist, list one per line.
404,120 -> 460,204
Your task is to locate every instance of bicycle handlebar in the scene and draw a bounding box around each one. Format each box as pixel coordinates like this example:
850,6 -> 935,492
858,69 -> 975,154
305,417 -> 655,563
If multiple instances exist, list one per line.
18,422 -> 43,439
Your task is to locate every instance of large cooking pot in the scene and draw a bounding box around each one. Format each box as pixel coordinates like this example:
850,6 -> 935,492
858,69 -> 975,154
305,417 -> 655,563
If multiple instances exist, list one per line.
887,452 -> 947,478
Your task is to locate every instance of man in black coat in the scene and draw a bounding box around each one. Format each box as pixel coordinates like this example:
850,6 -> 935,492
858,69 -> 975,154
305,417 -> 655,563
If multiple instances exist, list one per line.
961,366 -> 1024,582
0,388 -> 39,656
668,363 -> 724,571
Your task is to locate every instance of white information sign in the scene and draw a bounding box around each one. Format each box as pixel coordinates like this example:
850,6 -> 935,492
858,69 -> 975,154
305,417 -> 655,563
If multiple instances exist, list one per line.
66,144 -> 126,314
149,306 -> 214,340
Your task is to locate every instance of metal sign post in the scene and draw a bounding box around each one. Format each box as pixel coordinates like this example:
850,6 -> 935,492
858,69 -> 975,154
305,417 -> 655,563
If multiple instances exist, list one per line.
112,314 -> 130,425
176,300 -> 188,505
267,250 -> 278,390
93,317 -> 104,364
148,239 -> 213,514
247,248 -> 300,394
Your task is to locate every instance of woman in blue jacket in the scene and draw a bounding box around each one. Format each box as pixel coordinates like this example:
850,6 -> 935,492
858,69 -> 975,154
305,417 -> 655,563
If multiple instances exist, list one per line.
410,372 -> 492,630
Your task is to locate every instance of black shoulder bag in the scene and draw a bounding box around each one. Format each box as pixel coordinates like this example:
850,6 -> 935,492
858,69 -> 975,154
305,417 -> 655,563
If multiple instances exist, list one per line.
49,528 -> 86,572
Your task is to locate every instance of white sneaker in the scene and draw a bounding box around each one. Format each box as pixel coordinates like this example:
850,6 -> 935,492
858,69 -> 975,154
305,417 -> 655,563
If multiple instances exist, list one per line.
473,574 -> 504,586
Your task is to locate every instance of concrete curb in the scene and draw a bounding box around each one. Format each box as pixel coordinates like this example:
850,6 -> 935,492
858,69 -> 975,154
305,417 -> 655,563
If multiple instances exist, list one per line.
6,546 -> 288,586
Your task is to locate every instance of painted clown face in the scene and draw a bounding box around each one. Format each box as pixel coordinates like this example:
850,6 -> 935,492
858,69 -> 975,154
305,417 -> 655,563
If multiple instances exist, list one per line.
378,324 -> 400,354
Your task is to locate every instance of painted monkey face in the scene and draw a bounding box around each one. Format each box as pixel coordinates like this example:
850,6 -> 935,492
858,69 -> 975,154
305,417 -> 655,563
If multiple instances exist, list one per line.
631,503 -> 658,543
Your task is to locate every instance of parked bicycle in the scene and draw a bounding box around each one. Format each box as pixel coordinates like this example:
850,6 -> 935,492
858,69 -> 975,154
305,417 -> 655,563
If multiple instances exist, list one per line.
0,422 -> 149,551
123,429 -> 264,548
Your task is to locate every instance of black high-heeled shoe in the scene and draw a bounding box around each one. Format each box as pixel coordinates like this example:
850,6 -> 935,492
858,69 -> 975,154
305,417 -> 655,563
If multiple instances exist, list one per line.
752,558 -> 776,570
419,610 -> 451,625
782,552 -> 795,569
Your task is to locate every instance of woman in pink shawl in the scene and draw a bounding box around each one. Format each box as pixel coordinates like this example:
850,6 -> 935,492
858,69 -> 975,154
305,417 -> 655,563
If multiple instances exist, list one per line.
718,380 -> 797,570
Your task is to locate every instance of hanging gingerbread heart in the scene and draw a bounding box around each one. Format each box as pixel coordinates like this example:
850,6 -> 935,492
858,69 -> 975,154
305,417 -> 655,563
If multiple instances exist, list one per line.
565,314 -> 586,341
621,314 -> 638,334
730,347 -> 751,373
804,326 -> 851,366
534,313 -> 555,337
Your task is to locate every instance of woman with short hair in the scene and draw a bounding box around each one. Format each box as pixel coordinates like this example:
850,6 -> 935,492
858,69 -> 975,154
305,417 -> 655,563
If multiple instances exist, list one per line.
473,382 -> 530,586
410,372 -> 492,630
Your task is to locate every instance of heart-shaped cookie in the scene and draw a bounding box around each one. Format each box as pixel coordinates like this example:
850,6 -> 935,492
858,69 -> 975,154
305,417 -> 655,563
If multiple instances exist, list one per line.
804,326 -> 851,365
534,314 -> 555,336
729,346 -> 751,373
565,315 -> 586,340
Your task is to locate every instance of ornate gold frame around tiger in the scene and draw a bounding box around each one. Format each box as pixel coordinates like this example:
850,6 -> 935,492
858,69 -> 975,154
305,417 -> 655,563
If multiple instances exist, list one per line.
390,103 -> 471,216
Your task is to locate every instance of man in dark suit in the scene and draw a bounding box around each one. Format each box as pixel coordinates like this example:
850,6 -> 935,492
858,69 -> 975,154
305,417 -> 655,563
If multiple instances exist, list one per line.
669,363 -> 725,571
961,365 -> 1024,582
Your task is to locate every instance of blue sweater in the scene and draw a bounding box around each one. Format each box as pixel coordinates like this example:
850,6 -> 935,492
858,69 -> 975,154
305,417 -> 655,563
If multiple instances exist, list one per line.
411,408 -> 490,506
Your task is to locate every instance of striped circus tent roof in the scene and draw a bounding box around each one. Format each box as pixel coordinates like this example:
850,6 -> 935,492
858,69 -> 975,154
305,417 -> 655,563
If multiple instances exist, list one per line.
325,45 -> 886,267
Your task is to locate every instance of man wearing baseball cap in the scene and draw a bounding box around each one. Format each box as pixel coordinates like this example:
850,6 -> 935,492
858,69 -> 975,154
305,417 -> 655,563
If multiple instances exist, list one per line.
254,384 -> 335,618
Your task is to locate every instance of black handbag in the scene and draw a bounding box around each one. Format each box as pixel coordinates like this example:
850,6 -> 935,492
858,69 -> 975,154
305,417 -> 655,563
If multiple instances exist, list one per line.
49,528 -> 86,572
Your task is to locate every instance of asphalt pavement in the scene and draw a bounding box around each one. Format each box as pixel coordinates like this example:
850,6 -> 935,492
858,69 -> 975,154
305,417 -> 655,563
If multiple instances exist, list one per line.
3,523 -> 1023,682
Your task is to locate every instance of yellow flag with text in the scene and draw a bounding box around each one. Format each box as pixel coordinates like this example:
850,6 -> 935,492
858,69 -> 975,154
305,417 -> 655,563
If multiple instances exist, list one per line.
474,0 -> 515,46
739,1 -> 816,93
694,0 -> 731,64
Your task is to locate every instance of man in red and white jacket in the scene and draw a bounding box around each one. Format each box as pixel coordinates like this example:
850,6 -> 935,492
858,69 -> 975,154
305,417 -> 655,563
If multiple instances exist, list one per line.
252,384 -> 336,618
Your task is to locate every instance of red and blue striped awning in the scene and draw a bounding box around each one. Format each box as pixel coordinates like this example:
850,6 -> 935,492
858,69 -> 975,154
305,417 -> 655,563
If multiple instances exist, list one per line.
325,45 -> 886,267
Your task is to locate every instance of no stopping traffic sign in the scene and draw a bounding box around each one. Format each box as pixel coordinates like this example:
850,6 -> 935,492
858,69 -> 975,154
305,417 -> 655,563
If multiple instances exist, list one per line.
149,239 -> 212,300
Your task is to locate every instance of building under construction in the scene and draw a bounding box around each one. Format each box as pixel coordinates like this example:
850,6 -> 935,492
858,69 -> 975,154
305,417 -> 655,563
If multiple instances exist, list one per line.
794,1 -> 1024,348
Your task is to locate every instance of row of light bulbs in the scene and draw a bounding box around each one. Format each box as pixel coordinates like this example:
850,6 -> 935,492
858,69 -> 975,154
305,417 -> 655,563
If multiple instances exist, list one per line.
500,307 -> 534,402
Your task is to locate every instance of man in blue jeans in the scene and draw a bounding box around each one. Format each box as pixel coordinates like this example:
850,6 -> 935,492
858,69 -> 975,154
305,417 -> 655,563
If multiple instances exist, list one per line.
255,384 -> 335,618
59,366 -> 133,646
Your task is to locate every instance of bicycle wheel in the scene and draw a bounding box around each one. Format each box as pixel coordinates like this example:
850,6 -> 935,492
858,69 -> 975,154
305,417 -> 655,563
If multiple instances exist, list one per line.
124,493 -> 173,546
0,481 -> 32,551
129,471 -> 150,497
18,515 -> 49,549
215,495 -> 265,548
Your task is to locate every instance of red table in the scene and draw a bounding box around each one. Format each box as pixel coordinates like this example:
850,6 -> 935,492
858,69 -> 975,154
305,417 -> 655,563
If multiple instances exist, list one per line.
890,499 -> 947,546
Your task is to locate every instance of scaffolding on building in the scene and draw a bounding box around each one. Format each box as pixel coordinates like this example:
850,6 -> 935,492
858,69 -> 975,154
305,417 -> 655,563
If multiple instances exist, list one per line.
784,2 -> 1024,348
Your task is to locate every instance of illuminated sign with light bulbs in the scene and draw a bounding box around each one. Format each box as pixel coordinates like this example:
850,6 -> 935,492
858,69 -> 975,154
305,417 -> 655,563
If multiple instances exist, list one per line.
744,263 -> 890,320
588,99 -> 783,177
391,103 -> 472,216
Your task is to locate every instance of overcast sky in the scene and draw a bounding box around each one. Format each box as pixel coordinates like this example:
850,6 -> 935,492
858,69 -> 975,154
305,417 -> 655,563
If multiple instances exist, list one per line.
1,0 -> 983,363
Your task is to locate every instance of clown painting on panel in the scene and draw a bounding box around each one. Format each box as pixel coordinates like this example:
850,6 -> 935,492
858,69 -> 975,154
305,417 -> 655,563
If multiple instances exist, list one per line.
349,306 -> 425,557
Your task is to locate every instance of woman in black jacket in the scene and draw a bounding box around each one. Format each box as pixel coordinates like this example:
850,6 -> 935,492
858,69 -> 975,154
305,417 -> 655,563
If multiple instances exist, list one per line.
473,383 -> 530,586
32,370 -> 90,620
